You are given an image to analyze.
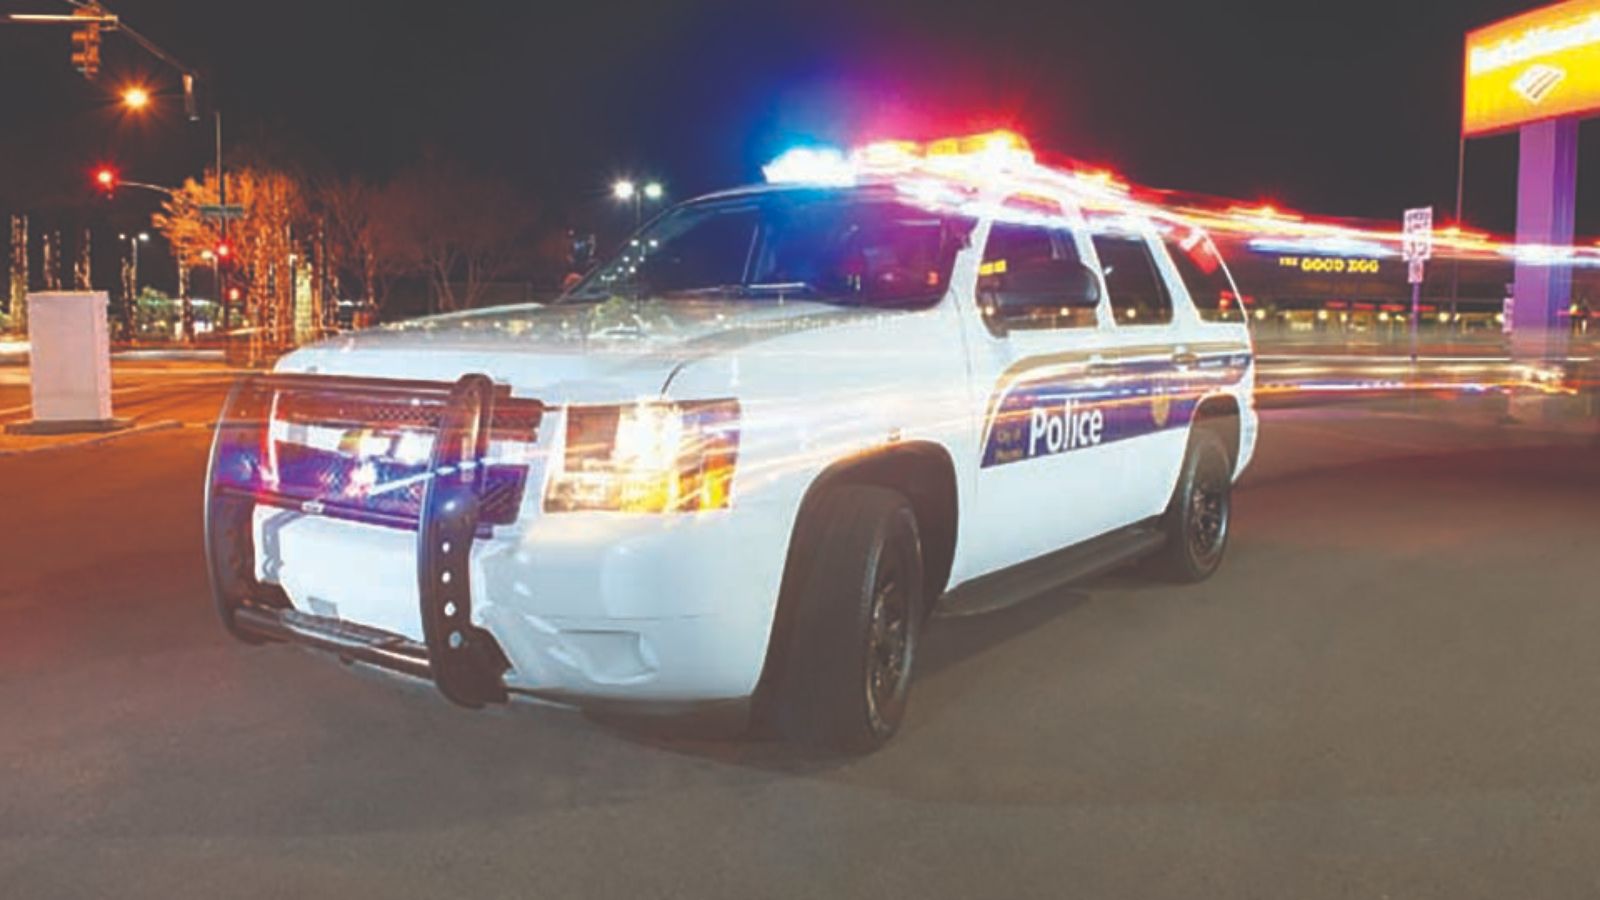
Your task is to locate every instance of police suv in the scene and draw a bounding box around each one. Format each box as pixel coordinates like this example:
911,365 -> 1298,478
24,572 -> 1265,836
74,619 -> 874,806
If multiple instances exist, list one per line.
205,131 -> 1257,752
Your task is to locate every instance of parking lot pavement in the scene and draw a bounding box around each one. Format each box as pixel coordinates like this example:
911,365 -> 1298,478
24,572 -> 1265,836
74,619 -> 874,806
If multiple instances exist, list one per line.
2,398 -> 1598,899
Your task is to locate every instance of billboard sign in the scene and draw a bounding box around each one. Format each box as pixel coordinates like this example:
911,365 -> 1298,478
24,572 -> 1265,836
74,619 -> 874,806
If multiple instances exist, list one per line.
1464,0 -> 1600,136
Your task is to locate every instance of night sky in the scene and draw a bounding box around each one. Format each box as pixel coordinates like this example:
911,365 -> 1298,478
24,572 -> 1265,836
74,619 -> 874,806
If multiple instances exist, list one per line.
4,0 -> 1600,235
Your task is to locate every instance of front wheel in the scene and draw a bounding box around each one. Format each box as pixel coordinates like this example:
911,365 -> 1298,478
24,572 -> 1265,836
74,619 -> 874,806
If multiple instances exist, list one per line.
769,485 -> 925,754
1153,427 -> 1234,583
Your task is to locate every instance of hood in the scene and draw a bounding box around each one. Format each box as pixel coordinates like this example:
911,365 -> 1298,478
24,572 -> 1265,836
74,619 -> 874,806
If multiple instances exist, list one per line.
277,297 -> 887,403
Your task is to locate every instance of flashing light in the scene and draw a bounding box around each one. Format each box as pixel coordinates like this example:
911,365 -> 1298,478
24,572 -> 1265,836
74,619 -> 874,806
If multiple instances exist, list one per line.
1076,168 -> 1130,192
765,130 -> 1037,188
853,139 -> 922,171
1231,204 -> 1304,223
94,166 -> 117,192
926,129 -> 1032,160
762,146 -> 854,186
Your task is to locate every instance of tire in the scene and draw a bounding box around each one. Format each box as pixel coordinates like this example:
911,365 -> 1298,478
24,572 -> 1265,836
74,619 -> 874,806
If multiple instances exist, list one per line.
1153,425 -> 1234,583
769,485 -> 925,754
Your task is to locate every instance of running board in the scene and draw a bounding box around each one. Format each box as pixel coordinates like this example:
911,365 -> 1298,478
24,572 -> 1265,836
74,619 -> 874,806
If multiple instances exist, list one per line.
935,524 -> 1166,618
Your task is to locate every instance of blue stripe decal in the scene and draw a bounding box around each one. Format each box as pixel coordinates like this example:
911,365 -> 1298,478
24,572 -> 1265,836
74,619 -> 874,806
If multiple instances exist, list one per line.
982,353 -> 1250,468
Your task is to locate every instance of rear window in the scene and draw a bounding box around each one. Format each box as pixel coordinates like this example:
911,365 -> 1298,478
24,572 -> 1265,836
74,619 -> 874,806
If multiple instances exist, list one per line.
1090,233 -> 1173,326
1161,226 -> 1245,323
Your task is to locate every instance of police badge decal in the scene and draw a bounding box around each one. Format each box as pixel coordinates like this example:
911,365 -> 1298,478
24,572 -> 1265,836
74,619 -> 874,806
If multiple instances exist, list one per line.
1150,390 -> 1172,429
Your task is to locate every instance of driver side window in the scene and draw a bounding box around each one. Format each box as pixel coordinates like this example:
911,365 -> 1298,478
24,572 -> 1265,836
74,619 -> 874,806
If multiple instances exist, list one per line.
978,215 -> 1095,335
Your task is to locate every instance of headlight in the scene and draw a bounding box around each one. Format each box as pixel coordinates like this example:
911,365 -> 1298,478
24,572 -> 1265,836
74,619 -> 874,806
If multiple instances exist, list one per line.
544,399 -> 740,513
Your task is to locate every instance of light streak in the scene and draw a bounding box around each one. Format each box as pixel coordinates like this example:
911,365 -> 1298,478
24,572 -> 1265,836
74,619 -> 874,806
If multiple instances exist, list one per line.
761,130 -> 1600,270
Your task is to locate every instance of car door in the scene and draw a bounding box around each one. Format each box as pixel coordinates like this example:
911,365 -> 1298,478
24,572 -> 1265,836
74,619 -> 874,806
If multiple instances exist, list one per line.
1084,215 -> 1192,521
960,197 -> 1133,577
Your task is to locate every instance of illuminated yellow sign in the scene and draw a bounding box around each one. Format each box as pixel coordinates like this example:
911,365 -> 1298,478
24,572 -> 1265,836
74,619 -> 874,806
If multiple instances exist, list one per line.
1276,256 -> 1381,275
1464,0 -> 1600,136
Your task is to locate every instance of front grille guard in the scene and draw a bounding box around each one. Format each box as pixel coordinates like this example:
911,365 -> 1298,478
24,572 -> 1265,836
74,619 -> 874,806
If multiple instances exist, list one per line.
204,372 -> 532,707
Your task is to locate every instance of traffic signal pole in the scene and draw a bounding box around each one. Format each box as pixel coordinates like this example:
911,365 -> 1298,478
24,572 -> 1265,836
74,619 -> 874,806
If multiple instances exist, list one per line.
12,2 -> 234,337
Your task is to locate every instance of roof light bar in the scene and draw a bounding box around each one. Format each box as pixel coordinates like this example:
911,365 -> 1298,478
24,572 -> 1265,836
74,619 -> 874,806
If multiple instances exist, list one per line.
763,130 -> 1036,187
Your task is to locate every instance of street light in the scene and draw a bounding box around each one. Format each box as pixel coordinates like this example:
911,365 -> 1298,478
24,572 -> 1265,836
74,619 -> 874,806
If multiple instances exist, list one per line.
612,178 -> 664,227
118,78 -> 228,262
118,231 -> 149,286
121,85 -> 150,110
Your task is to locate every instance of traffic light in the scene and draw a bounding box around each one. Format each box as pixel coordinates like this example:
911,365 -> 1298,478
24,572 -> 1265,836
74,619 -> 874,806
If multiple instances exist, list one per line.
94,166 -> 118,196
215,241 -> 232,261
183,73 -> 198,122
69,14 -> 102,80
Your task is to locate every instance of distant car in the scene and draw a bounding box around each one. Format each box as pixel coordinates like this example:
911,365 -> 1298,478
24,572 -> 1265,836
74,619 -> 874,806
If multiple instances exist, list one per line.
205,131 -> 1257,752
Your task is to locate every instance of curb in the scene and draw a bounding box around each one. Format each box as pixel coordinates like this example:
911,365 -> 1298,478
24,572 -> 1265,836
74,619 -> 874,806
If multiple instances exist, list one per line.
0,419 -> 186,458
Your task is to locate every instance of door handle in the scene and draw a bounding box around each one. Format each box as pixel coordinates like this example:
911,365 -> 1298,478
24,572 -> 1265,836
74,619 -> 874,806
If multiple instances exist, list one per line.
1086,360 -> 1115,377
1171,351 -> 1199,368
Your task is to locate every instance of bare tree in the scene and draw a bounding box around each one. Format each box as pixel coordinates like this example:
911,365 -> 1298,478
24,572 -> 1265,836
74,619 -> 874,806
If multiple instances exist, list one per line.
316,177 -> 389,314
373,161 -> 534,313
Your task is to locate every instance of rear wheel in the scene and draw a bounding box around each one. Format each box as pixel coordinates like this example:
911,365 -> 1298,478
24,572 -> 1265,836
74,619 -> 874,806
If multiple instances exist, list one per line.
1153,426 -> 1233,583
769,485 -> 925,754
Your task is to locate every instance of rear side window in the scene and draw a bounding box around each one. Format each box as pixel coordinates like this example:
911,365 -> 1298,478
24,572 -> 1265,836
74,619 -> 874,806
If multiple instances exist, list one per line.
1161,227 -> 1244,323
1090,233 -> 1173,325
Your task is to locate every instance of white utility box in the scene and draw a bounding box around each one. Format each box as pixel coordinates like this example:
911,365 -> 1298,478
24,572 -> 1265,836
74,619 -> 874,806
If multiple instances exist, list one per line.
6,291 -> 126,434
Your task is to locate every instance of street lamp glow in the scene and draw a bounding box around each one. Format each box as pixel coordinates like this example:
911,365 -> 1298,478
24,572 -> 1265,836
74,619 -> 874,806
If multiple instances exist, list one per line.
137,232 -> 149,242
122,86 -> 151,110
643,182 -> 663,201
612,179 -> 636,201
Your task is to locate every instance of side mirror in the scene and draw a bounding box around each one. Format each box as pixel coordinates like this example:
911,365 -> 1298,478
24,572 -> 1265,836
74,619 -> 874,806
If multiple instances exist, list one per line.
991,257 -> 1102,317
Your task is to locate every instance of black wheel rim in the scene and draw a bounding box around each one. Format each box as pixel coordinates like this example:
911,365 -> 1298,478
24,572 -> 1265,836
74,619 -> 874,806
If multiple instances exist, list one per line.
1187,465 -> 1229,567
865,557 -> 912,734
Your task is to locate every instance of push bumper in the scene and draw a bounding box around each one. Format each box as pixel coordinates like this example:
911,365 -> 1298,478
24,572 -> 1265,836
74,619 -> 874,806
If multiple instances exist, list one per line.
205,372 -> 532,708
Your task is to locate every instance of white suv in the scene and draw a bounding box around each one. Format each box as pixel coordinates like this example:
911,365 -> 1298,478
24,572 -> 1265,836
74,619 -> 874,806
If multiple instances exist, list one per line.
205,132 -> 1257,752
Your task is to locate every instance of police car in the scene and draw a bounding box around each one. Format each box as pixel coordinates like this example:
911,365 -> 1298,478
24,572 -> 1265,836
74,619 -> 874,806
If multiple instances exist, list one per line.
204,131 -> 1257,752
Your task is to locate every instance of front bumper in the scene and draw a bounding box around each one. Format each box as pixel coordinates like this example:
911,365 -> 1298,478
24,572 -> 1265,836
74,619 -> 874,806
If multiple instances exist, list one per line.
248,497 -> 792,704
207,372 -> 793,707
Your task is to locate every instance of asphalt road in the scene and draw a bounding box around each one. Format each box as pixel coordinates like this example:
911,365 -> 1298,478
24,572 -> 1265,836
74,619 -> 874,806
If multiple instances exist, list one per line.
3,384 -> 1599,899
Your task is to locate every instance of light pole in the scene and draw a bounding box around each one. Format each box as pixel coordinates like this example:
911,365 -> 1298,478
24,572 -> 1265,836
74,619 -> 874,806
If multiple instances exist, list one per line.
121,84 -> 224,245
121,85 -> 225,338
201,248 -> 221,329
118,231 -> 149,294
612,178 -> 664,228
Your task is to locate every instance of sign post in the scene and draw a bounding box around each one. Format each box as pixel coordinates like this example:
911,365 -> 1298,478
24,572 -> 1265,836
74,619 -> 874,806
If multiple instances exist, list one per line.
1402,207 -> 1434,366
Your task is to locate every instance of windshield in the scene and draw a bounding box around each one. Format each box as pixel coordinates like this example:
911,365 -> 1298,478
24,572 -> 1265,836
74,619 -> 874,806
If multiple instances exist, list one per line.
566,189 -> 973,307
